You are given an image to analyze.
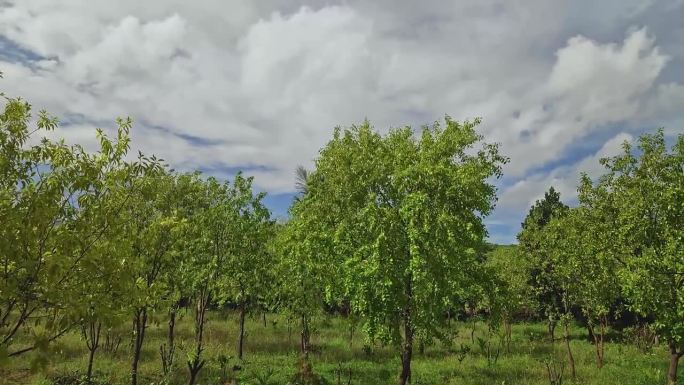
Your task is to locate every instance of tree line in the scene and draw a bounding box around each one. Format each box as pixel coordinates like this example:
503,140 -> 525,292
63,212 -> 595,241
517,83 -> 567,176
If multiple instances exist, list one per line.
512,130 -> 684,385
2,86 -> 684,385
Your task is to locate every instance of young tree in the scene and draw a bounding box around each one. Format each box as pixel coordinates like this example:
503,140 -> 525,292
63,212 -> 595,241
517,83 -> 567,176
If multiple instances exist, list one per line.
296,117 -> 506,385
157,172 -> 205,376
517,187 -> 569,342
0,91 -> 145,361
589,130 -> 684,385
75,234 -> 130,383
214,173 -> 274,360
119,170 -> 181,385
274,213 -> 332,357
485,245 -> 533,351
571,184 -> 622,369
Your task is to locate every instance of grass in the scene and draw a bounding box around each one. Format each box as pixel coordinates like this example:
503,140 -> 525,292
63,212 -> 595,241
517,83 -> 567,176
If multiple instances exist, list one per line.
0,311 -> 672,385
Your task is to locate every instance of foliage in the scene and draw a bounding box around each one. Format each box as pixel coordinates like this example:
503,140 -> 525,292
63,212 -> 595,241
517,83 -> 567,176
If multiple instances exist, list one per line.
294,117 -> 507,382
517,187 -> 569,336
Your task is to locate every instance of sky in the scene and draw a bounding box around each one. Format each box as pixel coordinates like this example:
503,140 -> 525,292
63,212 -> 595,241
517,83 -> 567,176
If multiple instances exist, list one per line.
1,1 -> 683,244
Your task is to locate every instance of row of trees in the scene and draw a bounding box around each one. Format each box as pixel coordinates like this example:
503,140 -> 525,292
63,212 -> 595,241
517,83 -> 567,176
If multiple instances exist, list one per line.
0,93 -> 275,384
4,83 -> 684,385
509,130 -> 684,385
1,82 -> 509,385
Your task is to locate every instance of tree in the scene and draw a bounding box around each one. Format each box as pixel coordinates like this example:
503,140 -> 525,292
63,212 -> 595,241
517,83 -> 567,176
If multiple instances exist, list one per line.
213,173 -> 274,360
181,176 -> 223,385
118,169 -> 181,385
158,172 -> 203,377
485,245 -> 533,351
296,117 -> 506,385
569,183 -> 622,369
275,212 -> 332,358
517,187 -> 569,342
0,90 -> 147,362
588,130 -> 684,385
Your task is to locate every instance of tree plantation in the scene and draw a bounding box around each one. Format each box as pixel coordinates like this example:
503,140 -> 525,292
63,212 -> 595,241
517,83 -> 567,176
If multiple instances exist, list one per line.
2,89 -> 684,385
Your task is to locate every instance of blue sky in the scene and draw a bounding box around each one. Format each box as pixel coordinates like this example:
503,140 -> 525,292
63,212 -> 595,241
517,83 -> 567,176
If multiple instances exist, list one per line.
1,0 -> 683,244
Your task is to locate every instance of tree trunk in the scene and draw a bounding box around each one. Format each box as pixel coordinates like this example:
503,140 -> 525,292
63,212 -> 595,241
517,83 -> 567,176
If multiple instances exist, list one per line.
237,302 -> 246,360
588,315 -> 607,368
397,273 -> 413,385
85,321 -> 101,384
87,346 -> 96,384
563,320 -> 576,380
668,342 -> 682,385
187,291 -> 209,385
300,314 -> 310,357
169,306 -> 176,355
599,315 -> 606,368
548,318 -> 557,343
504,318 -> 512,353
131,308 -> 148,385
160,305 -> 177,374
263,311 -> 267,328
587,322 -> 596,343
471,320 -> 476,344
397,317 -> 413,385
349,322 -> 354,349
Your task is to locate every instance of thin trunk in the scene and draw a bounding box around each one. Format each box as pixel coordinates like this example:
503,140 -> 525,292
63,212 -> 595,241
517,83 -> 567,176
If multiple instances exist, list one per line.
599,315 -> 606,368
160,305 -> 177,375
300,314 -> 310,357
131,308 -> 148,385
588,316 -> 607,368
397,315 -> 413,385
564,320 -> 576,380
668,342 -> 682,385
169,307 -> 176,355
548,319 -> 557,343
263,311 -> 267,328
504,318 -> 512,353
187,289 -> 209,385
349,322 -> 354,349
397,274 -> 413,385
85,321 -> 101,384
587,322 -> 596,343
471,320 -> 476,344
237,302 -> 246,360
87,347 -> 97,384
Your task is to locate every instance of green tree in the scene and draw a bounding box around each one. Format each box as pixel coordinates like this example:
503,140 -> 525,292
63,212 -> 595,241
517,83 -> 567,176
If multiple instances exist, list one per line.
571,183 -> 622,369
517,187 -> 569,342
589,130 -> 684,385
118,169 -> 181,385
0,91 -> 146,362
158,172 -> 204,376
297,117 -> 506,385
485,245 -> 533,351
214,173 -> 274,360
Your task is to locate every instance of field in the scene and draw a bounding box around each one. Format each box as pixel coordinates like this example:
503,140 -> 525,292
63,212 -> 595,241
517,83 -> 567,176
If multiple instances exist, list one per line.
1,311 -> 669,385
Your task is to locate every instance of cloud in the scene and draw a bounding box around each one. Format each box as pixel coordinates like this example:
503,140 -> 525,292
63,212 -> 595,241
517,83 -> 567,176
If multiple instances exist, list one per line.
490,132 -> 634,243
0,0 -> 682,241
500,132 -> 634,211
497,28 -> 669,177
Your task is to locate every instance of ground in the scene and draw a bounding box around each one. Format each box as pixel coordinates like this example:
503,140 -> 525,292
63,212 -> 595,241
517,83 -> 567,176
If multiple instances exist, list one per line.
1,311 -> 671,385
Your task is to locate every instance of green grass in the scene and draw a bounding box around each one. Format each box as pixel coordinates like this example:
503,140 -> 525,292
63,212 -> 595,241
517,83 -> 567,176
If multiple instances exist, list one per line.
0,311 -> 672,385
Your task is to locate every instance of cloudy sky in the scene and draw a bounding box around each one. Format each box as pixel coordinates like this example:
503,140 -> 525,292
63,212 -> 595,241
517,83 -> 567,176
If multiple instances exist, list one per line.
1,1 -> 683,243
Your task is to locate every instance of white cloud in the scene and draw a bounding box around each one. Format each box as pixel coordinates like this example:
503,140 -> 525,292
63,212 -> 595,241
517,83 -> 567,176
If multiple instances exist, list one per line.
0,0 -> 682,240
498,132 -> 634,212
